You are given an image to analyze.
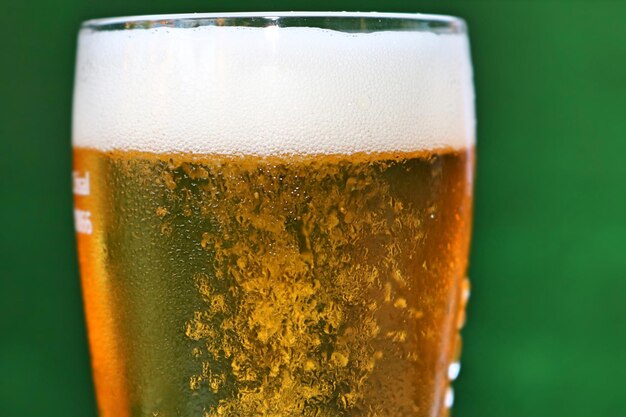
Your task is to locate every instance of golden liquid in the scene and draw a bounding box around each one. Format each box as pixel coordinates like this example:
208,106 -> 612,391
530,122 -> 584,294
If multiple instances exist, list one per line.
73,147 -> 473,417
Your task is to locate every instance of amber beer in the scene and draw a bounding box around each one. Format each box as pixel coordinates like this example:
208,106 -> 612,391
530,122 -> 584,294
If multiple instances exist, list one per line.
73,12 -> 475,417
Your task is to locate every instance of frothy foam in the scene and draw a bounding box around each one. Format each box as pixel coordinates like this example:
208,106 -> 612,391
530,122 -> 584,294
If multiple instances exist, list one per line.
73,25 -> 475,154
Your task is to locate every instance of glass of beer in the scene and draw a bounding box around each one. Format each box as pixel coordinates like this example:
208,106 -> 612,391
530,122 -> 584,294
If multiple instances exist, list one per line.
72,12 -> 474,417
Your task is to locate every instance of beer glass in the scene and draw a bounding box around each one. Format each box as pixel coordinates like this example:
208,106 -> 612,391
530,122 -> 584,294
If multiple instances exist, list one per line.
72,12 -> 475,417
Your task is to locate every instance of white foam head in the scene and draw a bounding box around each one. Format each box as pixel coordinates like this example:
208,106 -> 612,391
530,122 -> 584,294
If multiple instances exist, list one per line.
73,13 -> 475,155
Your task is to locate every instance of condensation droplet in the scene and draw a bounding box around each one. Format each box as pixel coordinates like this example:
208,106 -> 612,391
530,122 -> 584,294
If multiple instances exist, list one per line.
448,361 -> 461,380
444,387 -> 454,408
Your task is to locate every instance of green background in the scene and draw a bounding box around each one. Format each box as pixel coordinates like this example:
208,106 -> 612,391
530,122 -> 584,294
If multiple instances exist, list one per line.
2,1 -> 625,416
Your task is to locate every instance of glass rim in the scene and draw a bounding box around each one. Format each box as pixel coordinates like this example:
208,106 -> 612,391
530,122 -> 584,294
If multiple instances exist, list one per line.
81,11 -> 466,34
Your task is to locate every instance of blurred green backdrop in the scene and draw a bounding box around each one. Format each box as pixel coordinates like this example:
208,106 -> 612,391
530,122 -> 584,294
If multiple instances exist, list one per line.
1,1 -> 626,416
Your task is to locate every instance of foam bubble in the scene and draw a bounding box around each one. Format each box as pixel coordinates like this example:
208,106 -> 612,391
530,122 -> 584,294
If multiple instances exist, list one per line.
73,25 -> 475,154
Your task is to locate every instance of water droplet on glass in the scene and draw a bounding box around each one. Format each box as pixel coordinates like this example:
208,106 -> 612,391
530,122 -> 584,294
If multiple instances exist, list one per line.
448,361 -> 461,380
444,387 -> 454,408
